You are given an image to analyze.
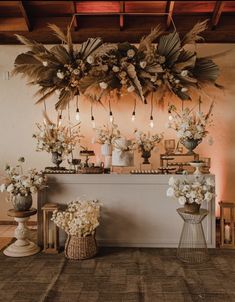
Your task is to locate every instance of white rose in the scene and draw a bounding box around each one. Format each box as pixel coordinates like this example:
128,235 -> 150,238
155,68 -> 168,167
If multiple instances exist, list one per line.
175,79 -> 180,84
127,85 -> 135,92
42,61 -> 48,67
73,69 -> 80,75
150,76 -> 157,82
181,70 -> 188,77
166,187 -> 175,197
57,70 -> 65,79
168,177 -> 175,186
178,196 -> 186,205
181,87 -> 188,92
127,49 -> 135,58
87,55 -> 94,64
99,82 -> 108,89
140,61 -> 147,69
0,184 -> 6,192
206,177 -> 215,187
205,191 -> 213,202
112,66 -> 119,72
7,184 -> 14,193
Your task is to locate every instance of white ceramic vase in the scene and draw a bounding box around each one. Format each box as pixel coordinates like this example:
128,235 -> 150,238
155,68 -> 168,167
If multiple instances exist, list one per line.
101,144 -> 112,156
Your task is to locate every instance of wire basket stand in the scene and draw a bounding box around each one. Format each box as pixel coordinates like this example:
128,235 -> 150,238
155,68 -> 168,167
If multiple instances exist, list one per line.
177,208 -> 209,264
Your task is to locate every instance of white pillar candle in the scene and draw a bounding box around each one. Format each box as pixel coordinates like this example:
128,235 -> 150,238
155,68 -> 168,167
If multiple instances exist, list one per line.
225,224 -> 231,242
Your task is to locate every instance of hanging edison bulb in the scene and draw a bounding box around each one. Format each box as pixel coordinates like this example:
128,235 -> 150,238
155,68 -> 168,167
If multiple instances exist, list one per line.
58,112 -> 62,126
75,108 -> 80,122
149,115 -> 154,128
91,115 -> 96,128
131,111 -> 136,122
109,111 -> 113,123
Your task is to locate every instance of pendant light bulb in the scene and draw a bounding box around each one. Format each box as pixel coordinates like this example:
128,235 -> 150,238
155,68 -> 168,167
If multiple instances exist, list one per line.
75,108 -> 80,122
131,111 -> 136,122
109,111 -> 113,123
58,113 -> 62,126
91,116 -> 95,128
150,116 -> 154,128
168,115 -> 173,121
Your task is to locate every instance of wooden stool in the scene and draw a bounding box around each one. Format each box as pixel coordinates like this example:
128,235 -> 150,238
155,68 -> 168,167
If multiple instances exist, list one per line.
3,208 -> 40,257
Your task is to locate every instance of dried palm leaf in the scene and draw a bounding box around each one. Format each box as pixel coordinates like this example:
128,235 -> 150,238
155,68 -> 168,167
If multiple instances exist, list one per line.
157,32 -> 181,67
92,43 -> 117,58
50,45 -> 72,65
192,58 -> 219,82
43,111 -> 54,126
35,87 -> 57,105
48,24 -> 68,44
173,50 -> 196,72
139,25 -> 163,52
79,38 -> 103,59
145,65 -> 164,73
55,89 -> 76,110
15,34 -> 48,54
182,20 -> 208,46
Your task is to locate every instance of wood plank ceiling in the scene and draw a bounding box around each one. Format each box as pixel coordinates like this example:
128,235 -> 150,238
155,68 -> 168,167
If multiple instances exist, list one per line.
0,1 -> 235,44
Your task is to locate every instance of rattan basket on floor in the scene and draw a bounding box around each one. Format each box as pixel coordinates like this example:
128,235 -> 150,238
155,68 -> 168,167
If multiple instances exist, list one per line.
64,234 -> 98,260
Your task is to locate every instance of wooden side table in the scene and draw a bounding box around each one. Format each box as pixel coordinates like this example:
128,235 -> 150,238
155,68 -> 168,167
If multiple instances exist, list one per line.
3,208 -> 40,257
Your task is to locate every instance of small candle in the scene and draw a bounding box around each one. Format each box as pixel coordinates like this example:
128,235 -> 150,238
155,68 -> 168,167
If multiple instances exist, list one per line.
225,224 -> 231,243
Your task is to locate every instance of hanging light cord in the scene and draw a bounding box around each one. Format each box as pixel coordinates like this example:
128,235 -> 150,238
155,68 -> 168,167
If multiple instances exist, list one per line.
150,92 -> 154,119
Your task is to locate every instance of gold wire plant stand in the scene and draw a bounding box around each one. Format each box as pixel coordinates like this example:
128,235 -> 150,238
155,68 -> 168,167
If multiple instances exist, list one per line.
177,208 -> 209,264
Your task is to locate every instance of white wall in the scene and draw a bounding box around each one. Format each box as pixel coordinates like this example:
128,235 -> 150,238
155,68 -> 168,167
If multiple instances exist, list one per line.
0,44 -> 235,220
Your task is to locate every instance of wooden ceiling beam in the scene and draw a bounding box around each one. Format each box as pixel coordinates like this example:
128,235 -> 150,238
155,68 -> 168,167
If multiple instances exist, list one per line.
119,1 -> 125,30
72,1 -> 78,30
166,1 -> 175,29
212,1 -> 225,29
18,1 -> 31,31
0,17 -> 28,31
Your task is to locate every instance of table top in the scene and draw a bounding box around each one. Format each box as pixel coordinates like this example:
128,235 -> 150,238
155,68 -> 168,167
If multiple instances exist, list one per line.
7,208 -> 37,218
177,208 -> 209,223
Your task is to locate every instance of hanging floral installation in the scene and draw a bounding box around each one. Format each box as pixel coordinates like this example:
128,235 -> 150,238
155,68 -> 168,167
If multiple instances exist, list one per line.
13,20 -> 220,110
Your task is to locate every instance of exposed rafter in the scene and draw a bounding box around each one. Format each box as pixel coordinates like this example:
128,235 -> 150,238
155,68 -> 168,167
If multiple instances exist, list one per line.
72,1 -> 78,30
212,1 -> 224,29
166,1 -> 175,29
18,0 -> 31,31
120,1 -> 125,31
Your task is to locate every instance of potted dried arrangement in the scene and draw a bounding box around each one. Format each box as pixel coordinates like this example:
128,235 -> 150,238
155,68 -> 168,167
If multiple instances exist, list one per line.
112,138 -> 135,167
33,113 -> 81,169
94,123 -> 121,155
51,199 -> 101,260
0,157 -> 46,211
166,176 -> 215,214
168,102 -> 214,154
134,130 -> 163,164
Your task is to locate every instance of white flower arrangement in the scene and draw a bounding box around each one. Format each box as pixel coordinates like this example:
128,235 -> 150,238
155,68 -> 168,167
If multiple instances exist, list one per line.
166,176 -> 215,206
33,113 -> 81,156
134,130 -> 163,152
94,123 -> 121,145
168,102 -> 214,142
51,199 -> 101,237
0,157 -> 46,196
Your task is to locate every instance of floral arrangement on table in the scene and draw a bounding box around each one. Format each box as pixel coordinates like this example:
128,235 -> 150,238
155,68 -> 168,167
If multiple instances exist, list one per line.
167,102 -> 214,153
13,20 -> 220,110
166,176 -> 215,213
94,123 -> 121,145
134,130 -> 163,164
33,113 -> 81,167
51,199 -> 101,237
0,157 -> 46,211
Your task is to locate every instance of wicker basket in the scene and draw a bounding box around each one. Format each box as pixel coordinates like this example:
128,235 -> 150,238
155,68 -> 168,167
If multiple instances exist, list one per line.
64,234 -> 98,260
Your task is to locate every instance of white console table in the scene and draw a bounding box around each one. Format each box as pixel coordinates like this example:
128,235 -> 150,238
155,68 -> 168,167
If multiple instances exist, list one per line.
37,174 -> 215,248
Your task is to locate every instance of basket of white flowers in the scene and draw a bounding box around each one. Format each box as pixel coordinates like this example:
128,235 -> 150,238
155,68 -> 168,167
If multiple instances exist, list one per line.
52,199 -> 101,260
167,176 -> 215,214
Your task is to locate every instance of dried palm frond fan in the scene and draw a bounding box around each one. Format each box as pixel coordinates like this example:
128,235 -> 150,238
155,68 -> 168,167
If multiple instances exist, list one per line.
13,17 -> 221,111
